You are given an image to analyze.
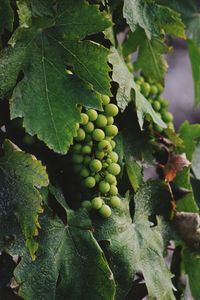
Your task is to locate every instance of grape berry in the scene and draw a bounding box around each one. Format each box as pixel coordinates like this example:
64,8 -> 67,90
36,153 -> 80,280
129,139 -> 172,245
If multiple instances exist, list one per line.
71,95 -> 121,218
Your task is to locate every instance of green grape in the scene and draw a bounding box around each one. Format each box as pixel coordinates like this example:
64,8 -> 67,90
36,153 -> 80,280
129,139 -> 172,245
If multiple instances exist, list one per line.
80,167 -> 90,178
89,159 -> 102,172
109,185 -> 118,196
106,158 -> 112,164
107,163 -> 121,176
74,128 -> 85,141
154,124 -> 163,133
99,205 -> 112,218
91,197 -> 103,210
152,101 -> 161,112
87,109 -> 98,121
156,83 -> 164,94
137,76 -> 145,83
81,200 -> 92,210
72,154 -> 84,164
83,155 -> 91,165
74,164 -> 82,174
141,82 -> 150,97
136,83 -> 141,91
95,150 -> 105,160
95,173 -> 101,183
75,123 -> 80,131
101,95 -> 110,105
105,173 -> 116,184
162,111 -> 173,123
168,122 -> 174,130
149,85 -> 158,95
80,113 -> 89,125
110,196 -> 121,208
105,125 -> 118,137
109,151 -> 119,163
98,140 -> 112,152
73,143 -> 82,153
87,140 -> 93,147
95,114 -> 107,128
104,104 -> 119,117
110,140 -> 116,149
99,181 -> 110,193
148,98 -> 153,105
92,129 -> 105,141
107,116 -> 114,125
102,162 -> 108,168
83,176 -> 96,188
82,145 -> 92,154
159,97 -> 168,108
84,122 -> 95,133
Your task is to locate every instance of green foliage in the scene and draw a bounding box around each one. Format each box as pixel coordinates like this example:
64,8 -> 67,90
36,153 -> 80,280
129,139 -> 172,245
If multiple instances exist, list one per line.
1,0 -> 200,299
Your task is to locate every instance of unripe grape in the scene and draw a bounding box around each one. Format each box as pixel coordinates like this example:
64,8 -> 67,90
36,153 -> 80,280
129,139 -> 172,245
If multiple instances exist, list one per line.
154,124 -> 163,133
92,129 -> 105,141
141,82 -> 150,97
109,185 -> 118,196
110,140 -> 116,149
91,197 -> 103,210
148,98 -> 153,105
87,109 -> 98,121
89,159 -> 102,172
156,83 -> 164,94
75,123 -> 79,131
107,163 -> 121,175
84,122 -> 94,133
72,154 -> 84,164
162,111 -> 173,123
110,196 -> 121,208
159,98 -> 168,108
150,85 -> 158,95
95,114 -> 107,128
105,173 -> 116,184
95,150 -> 105,160
80,167 -> 90,178
95,173 -> 101,183
168,122 -> 174,130
102,162 -> 108,168
99,205 -> 112,218
106,158 -> 112,164
104,104 -> 119,117
73,143 -> 82,153
107,116 -> 114,125
74,128 -> 85,141
81,200 -> 92,210
105,125 -> 118,137
99,181 -> 110,193
109,151 -> 119,163
83,155 -> 91,165
80,113 -> 89,125
152,101 -> 161,112
137,76 -> 145,83
82,145 -> 92,154
98,140 -> 112,152
87,140 -> 93,147
83,177 -> 96,188
101,95 -> 110,105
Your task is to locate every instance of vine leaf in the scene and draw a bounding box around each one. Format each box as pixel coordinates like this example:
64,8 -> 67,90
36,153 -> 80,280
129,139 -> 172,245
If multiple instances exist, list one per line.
95,182 -> 174,300
123,0 -> 185,39
0,0 -> 112,153
15,207 -> 116,300
0,140 -> 49,260
188,39 -> 200,105
174,121 -> 200,212
0,0 -> 14,37
163,153 -> 190,182
108,48 -> 166,129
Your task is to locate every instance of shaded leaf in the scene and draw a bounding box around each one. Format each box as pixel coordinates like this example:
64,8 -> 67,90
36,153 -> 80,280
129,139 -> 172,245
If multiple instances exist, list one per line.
0,140 -> 49,259
0,0 -> 14,36
15,208 -> 116,300
108,48 -> 166,129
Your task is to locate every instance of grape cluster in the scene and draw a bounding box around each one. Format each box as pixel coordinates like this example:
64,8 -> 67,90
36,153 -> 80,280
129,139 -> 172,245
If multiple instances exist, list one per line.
71,95 -> 121,218
135,76 -> 174,132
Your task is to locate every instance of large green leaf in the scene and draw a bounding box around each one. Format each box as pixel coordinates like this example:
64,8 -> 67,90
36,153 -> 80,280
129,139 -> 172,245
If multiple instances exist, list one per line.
174,121 -> 200,212
0,0 -> 112,153
95,182 -> 174,300
0,0 -> 14,37
0,140 -> 49,259
183,248 -> 200,299
123,0 -> 185,39
15,207 -> 116,300
108,48 -> 166,129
